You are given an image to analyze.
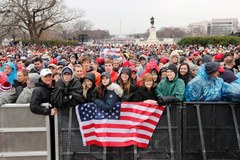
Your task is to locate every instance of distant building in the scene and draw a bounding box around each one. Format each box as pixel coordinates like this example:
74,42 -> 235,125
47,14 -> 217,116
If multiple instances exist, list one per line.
188,18 -> 239,36
208,18 -> 238,36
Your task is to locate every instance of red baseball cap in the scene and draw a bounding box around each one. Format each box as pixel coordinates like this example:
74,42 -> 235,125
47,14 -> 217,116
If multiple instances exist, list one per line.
217,66 -> 225,73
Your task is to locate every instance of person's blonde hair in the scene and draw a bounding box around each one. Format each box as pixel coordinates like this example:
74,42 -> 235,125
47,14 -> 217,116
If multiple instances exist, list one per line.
104,59 -> 114,65
141,73 -> 154,87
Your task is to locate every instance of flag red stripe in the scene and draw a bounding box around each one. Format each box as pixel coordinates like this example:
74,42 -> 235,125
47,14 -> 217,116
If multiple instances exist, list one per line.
86,140 -> 148,148
82,123 -> 155,133
121,108 -> 162,119
76,102 -> 165,148
84,132 -> 151,140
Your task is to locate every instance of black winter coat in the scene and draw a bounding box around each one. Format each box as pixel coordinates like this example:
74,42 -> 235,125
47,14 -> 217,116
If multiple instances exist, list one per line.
132,86 -> 157,102
51,77 -> 84,109
30,81 -> 54,115
81,86 -> 98,103
120,81 -> 138,102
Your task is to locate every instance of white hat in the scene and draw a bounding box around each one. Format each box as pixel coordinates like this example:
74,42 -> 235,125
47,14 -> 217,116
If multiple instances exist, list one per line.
48,63 -> 57,69
40,69 -> 52,77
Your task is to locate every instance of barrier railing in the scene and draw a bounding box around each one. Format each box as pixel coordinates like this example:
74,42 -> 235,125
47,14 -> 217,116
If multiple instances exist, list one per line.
0,104 -> 51,160
1,102 -> 240,160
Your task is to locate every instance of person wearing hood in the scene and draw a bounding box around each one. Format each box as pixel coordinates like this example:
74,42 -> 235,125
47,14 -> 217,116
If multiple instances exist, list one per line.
117,67 -> 137,102
185,61 -> 225,101
156,63 -> 185,105
178,63 -> 193,85
140,59 -> 160,90
1,61 -> 17,84
51,66 -> 84,109
94,72 -> 123,112
81,72 -> 98,102
16,73 -> 40,103
164,50 -> 180,68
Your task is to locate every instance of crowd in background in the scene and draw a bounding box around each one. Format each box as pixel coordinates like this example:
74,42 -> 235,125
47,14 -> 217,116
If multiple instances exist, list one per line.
1,43 -> 240,111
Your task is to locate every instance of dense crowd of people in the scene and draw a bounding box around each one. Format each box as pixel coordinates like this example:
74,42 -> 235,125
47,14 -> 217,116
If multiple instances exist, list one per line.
0,43 -> 240,111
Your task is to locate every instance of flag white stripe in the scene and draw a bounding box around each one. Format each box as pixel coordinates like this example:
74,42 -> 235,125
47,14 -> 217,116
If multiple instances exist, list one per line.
121,112 -> 160,122
82,127 -> 153,137
121,104 -> 163,115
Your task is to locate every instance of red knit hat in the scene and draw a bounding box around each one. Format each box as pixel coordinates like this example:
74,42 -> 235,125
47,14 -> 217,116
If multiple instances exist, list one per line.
0,71 -> 8,85
160,58 -> 168,64
214,53 -> 224,61
122,61 -> 133,67
0,81 -> 12,92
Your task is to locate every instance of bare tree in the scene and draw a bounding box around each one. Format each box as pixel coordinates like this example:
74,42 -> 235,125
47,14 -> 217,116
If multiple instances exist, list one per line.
0,0 -> 84,41
73,20 -> 93,32
56,20 -> 93,40
157,27 -> 187,38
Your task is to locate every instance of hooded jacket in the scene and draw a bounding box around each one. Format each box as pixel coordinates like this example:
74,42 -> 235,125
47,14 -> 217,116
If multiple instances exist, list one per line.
81,72 -> 98,102
51,67 -> 84,109
185,64 -> 223,101
117,67 -> 137,102
1,62 -> 17,84
94,83 -> 123,112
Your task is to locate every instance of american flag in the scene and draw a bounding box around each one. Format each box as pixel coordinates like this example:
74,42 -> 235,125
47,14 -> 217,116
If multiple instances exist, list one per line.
76,102 -> 165,148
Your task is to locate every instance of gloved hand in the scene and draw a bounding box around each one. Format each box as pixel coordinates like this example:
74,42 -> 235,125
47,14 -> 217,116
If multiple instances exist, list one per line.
157,97 -> 165,106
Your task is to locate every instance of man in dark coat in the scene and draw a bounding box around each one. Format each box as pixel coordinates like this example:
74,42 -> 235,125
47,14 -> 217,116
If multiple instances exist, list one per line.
30,68 -> 57,160
51,66 -> 84,109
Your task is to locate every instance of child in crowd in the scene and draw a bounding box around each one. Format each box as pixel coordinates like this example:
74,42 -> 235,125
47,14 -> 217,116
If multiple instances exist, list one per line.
94,72 -> 123,112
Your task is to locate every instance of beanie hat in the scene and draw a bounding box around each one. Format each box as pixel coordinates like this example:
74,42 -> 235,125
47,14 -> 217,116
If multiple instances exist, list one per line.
167,63 -> 178,75
62,67 -> 73,75
214,53 -> 224,62
83,72 -> 96,83
101,72 -> 111,79
202,55 -> 213,64
0,81 -> 12,92
160,58 -> 168,64
220,70 -> 237,83
122,61 -> 133,68
205,61 -> 224,76
120,67 -> 132,77
28,73 -> 40,85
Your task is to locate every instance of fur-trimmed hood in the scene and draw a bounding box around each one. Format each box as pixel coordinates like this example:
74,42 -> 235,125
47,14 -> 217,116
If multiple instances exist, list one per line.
107,83 -> 123,97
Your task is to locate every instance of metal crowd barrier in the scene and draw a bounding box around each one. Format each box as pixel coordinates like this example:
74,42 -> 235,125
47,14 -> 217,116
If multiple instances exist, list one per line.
0,104 -> 51,160
1,102 -> 240,160
183,102 -> 240,160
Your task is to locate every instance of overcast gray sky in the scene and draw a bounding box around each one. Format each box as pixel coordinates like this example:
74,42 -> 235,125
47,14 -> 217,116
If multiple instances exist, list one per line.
65,0 -> 240,35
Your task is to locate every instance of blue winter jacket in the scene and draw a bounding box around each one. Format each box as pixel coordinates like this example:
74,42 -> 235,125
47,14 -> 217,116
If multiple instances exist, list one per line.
185,64 -> 223,101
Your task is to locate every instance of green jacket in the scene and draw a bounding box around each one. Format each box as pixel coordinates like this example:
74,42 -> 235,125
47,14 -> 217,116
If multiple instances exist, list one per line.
155,76 -> 185,101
